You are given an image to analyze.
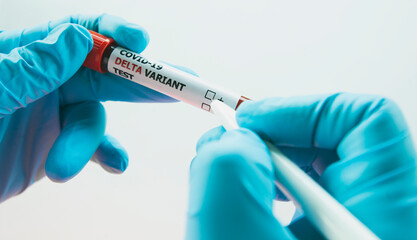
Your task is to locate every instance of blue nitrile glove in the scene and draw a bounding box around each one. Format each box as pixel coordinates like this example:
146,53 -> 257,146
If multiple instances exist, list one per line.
186,93 -> 417,240
0,14 -> 193,202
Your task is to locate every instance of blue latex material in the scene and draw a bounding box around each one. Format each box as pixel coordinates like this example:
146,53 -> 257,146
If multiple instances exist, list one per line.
186,93 -> 417,239
0,14 -> 191,202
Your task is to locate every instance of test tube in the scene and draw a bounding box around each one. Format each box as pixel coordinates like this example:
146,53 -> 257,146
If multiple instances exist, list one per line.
83,31 -> 249,112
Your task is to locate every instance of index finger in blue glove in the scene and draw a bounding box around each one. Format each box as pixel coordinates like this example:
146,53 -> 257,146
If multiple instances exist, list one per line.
0,14 -> 149,55
235,94 -> 414,182
235,94 -> 409,174
52,14 -> 149,54
236,93 -> 409,152
0,23 -> 93,117
45,101 -> 105,182
46,102 -> 129,181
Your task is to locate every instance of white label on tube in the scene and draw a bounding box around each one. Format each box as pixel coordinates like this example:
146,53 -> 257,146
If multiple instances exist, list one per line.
107,46 -> 243,112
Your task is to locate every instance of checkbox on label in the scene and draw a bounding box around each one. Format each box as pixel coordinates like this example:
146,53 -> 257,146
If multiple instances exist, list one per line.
205,90 -> 216,100
201,103 -> 211,111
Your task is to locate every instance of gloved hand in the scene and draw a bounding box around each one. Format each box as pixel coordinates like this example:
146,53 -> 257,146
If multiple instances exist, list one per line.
0,14 -> 193,202
186,93 -> 417,240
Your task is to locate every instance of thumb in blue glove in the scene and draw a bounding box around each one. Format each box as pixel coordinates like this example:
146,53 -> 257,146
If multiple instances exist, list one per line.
186,127 -> 295,240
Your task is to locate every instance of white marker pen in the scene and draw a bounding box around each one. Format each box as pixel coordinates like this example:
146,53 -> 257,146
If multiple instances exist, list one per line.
83,31 -> 249,112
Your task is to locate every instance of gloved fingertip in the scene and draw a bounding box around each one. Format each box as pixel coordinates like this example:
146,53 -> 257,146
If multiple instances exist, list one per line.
98,14 -> 150,53
113,23 -> 149,53
45,149 -> 86,183
45,163 -> 74,183
196,126 -> 226,153
94,135 -> 129,174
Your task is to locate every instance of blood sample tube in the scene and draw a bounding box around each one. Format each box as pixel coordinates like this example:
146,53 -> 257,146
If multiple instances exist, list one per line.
82,31 -> 249,112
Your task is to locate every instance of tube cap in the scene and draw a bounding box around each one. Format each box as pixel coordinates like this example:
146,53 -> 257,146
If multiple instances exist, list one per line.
83,31 -> 115,73
235,96 -> 251,109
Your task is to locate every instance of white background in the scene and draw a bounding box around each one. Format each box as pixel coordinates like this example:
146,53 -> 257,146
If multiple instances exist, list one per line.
0,0 -> 416,239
